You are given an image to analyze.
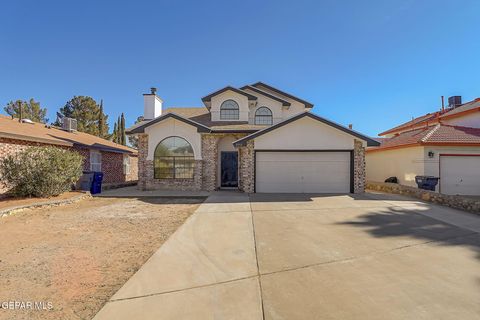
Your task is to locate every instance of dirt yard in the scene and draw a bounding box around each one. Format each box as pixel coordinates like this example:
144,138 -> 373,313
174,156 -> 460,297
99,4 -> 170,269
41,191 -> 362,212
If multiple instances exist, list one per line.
0,196 -> 204,320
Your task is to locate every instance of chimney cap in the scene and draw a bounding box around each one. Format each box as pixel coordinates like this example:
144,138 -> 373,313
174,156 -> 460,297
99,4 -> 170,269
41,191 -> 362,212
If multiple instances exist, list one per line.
150,87 -> 157,95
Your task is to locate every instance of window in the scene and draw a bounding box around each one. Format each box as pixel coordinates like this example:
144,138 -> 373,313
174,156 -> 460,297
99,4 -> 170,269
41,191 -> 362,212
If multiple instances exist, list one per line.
123,155 -> 130,175
255,106 -> 273,125
154,136 -> 194,179
90,150 -> 102,172
220,99 -> 239,120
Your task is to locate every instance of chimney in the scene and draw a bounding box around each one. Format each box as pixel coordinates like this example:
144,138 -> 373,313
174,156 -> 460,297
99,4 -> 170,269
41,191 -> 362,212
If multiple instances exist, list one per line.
448,96 -> 462,109
143,87 -> 163,120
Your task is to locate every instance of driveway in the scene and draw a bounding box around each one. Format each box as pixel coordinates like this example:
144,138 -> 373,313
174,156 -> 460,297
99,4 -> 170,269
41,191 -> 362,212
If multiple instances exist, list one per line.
94,191 -> 480,320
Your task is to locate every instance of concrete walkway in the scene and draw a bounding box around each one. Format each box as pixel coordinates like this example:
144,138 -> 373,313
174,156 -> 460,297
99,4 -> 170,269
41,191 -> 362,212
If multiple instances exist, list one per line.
94,191 -> 480,319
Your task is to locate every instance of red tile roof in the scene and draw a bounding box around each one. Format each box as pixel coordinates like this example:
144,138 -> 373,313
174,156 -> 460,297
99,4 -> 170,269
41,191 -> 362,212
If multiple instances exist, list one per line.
368,124 -> 480,152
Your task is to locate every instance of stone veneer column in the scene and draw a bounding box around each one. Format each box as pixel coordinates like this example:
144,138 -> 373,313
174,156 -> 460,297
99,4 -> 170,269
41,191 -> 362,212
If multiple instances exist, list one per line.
353,139 -> 366,193
239,140 -> 255,193
137,134 -> 149,191
201,134 -> 219,191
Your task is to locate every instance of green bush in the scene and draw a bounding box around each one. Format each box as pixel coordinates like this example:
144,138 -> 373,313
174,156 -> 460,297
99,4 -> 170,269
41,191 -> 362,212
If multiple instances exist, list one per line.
0,146 -> 83,198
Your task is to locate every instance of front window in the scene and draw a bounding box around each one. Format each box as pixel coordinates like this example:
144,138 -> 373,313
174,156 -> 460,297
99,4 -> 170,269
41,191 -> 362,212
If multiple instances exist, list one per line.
255,106 -> 273,125
154,136 -> 194,179
123,155 -> 131,175
220,99 -> 239,120
90,150 -> 102,171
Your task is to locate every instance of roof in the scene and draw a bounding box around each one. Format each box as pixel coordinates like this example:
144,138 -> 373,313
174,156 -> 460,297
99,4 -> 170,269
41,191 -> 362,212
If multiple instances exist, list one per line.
233,112 -> 380,147
127,107 -> 266,134
201,86 -> 258,103
379,97 -> 480,136
240,85 -> 291,106
0,115 -> 137,154
368,123 -> 480,152
440,98 -> 480,119
251,82 -> 314,108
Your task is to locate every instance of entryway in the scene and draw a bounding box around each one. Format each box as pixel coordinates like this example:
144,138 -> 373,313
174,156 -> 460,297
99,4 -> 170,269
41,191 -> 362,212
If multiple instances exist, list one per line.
221,151 -> 238,188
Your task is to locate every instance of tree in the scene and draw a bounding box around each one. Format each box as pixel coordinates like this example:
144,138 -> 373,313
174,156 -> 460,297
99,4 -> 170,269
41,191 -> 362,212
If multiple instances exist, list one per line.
120,113 -> 126,145
4,99 -> 48,123
112,122 -> 118,144
58,96 -> 109,137
128,116 -> 144,149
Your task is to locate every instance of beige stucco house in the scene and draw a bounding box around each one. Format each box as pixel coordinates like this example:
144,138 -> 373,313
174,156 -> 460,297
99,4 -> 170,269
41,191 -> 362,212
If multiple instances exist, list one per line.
366,96 -> 480,195
127,82 -> 379,193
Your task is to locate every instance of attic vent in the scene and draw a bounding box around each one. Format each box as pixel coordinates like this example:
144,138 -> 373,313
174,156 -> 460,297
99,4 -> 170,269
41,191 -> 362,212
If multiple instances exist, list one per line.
448,96 -> 462,108
62,118 -> 78,132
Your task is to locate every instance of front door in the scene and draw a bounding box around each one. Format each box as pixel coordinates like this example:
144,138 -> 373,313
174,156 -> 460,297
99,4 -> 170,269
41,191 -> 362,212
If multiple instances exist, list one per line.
221,151 -> 238,188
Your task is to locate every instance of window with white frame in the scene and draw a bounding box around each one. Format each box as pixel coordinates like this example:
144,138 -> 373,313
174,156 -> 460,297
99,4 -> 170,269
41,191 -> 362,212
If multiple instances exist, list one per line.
123,154 -> 131,175
90,150 -> 102,172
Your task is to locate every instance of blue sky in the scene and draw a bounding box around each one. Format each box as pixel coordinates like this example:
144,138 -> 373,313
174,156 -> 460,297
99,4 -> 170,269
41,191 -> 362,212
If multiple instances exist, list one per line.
1,0 -> 479,136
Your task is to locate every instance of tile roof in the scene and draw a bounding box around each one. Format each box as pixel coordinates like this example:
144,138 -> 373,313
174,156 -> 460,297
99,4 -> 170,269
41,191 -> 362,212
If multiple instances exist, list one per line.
440,98 -> 480,118
379,112 -> 440,136
0,115 -> 137,154
368,124 -> 480,152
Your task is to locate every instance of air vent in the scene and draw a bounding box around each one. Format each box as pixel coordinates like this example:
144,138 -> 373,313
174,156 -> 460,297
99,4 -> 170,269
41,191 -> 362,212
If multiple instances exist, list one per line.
62,118 -> 78,132
448,96 -> 462,108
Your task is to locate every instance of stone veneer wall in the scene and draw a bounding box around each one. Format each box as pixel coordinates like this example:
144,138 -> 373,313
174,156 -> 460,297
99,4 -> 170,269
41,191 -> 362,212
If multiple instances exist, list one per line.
238,140 -> 255,193
367,181 -> 480,215
353,139 -> 366,193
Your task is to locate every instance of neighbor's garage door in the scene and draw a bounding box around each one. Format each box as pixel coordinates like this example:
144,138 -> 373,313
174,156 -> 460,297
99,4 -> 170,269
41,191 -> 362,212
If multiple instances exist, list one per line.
440,154 -> 480,195
255,151 -> 351,193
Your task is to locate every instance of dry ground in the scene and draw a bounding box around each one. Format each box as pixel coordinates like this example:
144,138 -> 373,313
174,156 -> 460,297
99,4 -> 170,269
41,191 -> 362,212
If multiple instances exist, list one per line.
0,196 -> 203,320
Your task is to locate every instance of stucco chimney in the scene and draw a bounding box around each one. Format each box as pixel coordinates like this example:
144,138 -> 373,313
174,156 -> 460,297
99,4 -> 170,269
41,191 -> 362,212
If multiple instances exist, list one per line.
143,87 -> 163,120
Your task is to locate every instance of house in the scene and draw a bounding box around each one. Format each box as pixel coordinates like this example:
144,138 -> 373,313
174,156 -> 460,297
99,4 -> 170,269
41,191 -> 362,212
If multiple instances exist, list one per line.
366,96 -> 480,195
127,83 -> 379,193
0,114 -> 138,194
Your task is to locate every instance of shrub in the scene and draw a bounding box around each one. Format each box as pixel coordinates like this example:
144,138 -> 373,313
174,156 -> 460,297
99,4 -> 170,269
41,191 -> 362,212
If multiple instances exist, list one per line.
0,146 -> 83,198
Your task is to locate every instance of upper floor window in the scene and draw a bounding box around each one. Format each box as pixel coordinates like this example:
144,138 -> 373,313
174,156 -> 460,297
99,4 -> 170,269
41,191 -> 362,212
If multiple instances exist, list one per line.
255,106 -> 273,125
220,100 -> 239,120
154,136 -> 194,179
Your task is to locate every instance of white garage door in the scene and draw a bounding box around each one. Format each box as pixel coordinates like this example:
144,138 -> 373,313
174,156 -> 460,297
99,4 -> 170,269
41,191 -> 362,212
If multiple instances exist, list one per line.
255,151 -> 351,193
440,155 -> 480,195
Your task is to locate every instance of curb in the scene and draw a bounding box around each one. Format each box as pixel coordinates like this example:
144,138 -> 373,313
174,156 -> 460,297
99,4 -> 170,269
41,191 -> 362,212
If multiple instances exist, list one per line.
0,191 -> 92,217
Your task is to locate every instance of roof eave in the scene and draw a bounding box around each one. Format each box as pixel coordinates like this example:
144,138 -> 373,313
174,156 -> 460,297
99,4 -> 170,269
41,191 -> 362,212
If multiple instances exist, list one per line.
251,82 -> 314,108
127,113 -> 211,134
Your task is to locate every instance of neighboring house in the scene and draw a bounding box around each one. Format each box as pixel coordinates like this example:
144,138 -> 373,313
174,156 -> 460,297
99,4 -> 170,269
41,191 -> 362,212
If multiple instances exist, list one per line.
366,96 -> 480,195
127,82 -> 379,193
0,115 -> 138,194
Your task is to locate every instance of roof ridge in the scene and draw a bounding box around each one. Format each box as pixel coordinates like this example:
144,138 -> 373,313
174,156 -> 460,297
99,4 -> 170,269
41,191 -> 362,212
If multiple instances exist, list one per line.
420,123 -> 441,142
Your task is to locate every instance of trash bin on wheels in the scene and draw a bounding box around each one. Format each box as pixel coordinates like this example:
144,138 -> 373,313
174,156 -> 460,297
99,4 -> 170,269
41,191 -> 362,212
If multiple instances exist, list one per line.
415,176 -> 439,191
90,172 -> 104,194
76,171 -> 95,191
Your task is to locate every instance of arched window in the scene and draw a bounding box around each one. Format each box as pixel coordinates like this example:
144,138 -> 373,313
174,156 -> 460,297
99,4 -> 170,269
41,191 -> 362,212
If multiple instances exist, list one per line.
154,136 -> 194,179
255,107 -> 273,125
220,99 -> 239,120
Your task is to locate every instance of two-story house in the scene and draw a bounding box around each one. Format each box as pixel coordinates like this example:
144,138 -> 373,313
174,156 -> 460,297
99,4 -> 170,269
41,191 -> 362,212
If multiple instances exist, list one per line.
127,82 -> 378,193
366,96 -> 480,195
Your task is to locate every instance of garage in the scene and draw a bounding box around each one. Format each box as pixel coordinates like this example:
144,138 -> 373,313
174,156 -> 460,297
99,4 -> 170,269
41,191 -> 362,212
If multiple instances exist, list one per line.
255,151 -> 352,193
440,154 -> 480,195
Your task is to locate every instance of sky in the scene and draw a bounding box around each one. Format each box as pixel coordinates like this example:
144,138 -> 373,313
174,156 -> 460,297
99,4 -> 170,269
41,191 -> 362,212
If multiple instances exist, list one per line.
1,0 -> 479,137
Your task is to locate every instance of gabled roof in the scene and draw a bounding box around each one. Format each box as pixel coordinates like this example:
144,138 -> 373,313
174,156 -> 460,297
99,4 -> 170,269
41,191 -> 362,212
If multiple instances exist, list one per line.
233,112 -> 380,147
378,112 -> 441,136
251,82 -> 314,108
0,115 -> 137,154
367,123 -> 480,152
440,98 -> 480,119
201,86 -> 258,103
240,85 -> 291,106
127,112 -> 211,134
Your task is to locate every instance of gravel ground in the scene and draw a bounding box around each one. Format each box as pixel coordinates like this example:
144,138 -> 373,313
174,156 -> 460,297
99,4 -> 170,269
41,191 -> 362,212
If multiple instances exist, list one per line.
0,196 -> 203,320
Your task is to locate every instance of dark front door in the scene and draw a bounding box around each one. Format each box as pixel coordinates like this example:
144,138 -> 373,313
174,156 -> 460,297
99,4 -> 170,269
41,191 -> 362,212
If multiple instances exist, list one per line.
221,151 -> 238,188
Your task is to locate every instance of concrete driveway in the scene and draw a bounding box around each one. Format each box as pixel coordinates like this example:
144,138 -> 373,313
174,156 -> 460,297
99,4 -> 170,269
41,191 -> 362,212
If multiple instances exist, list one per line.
94,191 -> 480,320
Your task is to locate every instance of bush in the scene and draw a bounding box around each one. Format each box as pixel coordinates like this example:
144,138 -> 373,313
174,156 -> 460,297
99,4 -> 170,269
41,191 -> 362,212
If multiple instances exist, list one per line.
0,146 -> 83,198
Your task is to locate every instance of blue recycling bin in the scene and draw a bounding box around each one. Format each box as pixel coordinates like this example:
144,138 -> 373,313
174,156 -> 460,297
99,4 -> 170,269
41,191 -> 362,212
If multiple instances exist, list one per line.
90,172 -> 104,194
415,176 -> 439,191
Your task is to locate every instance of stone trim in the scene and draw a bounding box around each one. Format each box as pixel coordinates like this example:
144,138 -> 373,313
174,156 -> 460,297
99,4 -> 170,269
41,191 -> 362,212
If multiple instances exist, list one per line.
238,140 -> 254,193
353,139 -> 366,193
367,181 -> 480,215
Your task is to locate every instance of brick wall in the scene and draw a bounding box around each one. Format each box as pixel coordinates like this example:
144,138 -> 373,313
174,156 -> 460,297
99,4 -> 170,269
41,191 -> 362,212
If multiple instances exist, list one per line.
0,138 -> 137,195
238,140 -> 255,193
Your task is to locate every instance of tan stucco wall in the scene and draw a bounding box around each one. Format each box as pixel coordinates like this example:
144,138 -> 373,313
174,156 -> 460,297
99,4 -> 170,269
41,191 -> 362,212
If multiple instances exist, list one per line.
210,91 -> 250,122
253,116 -> 361,150
144,117 -> 202,160
366,146 -> 425,187
422,146 -> 480,178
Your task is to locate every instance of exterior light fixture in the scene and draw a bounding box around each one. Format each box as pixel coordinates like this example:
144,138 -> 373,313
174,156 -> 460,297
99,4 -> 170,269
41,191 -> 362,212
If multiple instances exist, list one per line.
428,151 -> 435,158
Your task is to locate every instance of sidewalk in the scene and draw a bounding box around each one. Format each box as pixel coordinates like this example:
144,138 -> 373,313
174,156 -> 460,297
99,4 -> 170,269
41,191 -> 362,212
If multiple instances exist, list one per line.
93,191 -> 263,319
